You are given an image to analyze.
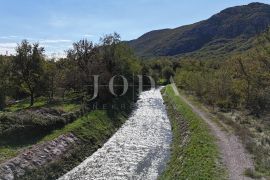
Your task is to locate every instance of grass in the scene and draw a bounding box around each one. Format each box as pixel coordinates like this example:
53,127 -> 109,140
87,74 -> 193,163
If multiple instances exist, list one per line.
5,97 -> 47,112
160,85 -> 226,180
41,110 -> 117,142
158,78 -> 167,85
43,100 -> 81,113
0,147 -> 18,163
4,97 -> 81,113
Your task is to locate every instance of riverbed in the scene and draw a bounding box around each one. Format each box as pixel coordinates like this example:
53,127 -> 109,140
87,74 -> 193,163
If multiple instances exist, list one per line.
59,88 -> 172,180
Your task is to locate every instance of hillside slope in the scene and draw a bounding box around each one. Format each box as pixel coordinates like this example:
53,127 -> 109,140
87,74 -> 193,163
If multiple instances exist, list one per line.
128,2 -> 270,58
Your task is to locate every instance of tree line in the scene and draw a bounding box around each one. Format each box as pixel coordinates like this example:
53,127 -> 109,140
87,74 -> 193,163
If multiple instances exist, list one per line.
174,29 -> 270,116
0,33 -> 142,110
138,28 -> 270,118
1,29 -> 269,116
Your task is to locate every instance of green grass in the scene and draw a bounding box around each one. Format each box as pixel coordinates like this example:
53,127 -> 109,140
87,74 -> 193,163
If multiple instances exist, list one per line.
45,101 -> 81,112
41,110 -> 116,142
0,147 -> 18,163
160,85 -> 226,180
4,97 -> 80,113
5,97 -> 47,112
158,78 -> 167,85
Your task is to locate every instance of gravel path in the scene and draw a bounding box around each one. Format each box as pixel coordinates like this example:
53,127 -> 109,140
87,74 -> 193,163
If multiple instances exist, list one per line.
171,84 -> 254,180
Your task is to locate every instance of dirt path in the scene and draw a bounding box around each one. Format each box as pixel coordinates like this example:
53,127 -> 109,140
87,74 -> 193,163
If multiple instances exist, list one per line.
171,85 -> 254,180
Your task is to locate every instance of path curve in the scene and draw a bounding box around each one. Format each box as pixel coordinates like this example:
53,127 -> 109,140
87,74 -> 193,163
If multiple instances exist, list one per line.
172,85 -> 254,180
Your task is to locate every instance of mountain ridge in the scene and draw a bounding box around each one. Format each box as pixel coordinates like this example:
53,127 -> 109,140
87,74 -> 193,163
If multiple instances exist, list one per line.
128,2 -> 270,58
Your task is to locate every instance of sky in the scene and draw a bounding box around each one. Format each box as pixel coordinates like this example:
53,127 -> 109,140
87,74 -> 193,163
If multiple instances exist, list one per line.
0,0 -> 269,58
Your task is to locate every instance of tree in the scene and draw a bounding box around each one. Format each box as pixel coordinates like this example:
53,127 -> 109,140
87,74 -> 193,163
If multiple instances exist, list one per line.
100,32 -> 121,74
162,66 -> 175,83
67,33 -> 142,102
0,56 -> 10,109
12,40 -> 45,106
231,54 -> 270,116
44,59 -> 57,100
67,39 -> 100,86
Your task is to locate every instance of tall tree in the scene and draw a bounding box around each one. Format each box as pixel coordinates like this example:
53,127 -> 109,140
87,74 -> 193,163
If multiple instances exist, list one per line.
12,40 -> 44,106
67,39 -> 100,86
0,56 -> 10,109
44,59 -> 57,100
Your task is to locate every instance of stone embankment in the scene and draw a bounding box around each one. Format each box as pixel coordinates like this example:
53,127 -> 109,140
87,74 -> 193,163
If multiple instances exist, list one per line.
0,133 -> 80,180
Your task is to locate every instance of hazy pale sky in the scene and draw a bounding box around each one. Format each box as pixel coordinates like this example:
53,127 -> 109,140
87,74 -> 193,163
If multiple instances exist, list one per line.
0,0 -> 269,57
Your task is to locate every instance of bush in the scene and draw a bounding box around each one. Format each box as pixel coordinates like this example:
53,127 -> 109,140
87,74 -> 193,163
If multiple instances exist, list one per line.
0,108 -> 67,139
162,66 -> 175,83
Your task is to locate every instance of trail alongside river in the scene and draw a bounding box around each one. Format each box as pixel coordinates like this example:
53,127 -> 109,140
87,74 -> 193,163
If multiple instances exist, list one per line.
59,88 -> 172,180
171,84 -> 254,180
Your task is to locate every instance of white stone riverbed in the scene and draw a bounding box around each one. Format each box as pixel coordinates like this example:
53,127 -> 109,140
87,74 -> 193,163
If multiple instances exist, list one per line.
59,88 -> 172,180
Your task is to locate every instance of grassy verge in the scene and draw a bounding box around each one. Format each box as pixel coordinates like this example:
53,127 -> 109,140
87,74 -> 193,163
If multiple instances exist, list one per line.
160,85 -> 226,180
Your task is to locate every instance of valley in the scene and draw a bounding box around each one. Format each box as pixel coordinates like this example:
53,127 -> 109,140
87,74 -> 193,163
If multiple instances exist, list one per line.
0,1 -> 270,180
